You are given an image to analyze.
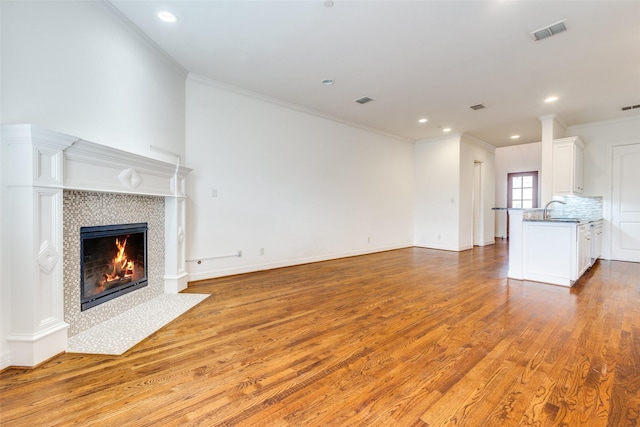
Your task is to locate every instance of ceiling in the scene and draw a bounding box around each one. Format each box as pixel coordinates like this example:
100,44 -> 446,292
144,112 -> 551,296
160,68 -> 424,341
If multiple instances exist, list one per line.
109,0 -> 640,147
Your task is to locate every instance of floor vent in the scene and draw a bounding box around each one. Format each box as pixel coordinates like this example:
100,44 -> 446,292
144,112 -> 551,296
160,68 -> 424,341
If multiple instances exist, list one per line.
354,96 -> 374,105
530,19 -> 567,41
469,104 -> 485,110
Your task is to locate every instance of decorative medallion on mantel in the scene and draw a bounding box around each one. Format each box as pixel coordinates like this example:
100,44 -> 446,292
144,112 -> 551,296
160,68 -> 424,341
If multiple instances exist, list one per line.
119,168 -> 143,189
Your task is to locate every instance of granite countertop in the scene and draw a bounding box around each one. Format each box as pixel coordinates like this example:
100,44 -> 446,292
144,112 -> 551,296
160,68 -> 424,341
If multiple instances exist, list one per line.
523,217 -> 603,224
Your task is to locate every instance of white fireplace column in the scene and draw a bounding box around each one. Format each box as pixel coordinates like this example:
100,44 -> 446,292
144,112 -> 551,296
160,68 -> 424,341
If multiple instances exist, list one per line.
165,179 -> 189,293
2,126 -> 76,367
1,124 -> 192,368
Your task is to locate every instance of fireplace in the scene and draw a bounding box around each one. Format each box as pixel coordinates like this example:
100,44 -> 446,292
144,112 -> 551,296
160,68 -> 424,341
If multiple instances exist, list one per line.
80,223 -> 148,311
2,124 -> 192,368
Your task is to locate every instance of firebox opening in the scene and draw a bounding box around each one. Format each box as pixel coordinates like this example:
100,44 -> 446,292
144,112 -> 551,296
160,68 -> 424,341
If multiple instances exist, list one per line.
80,223 -> 148,311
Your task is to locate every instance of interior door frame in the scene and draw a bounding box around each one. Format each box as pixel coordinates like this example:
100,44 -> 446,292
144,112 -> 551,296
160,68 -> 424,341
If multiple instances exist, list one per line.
473,161 -> 482,246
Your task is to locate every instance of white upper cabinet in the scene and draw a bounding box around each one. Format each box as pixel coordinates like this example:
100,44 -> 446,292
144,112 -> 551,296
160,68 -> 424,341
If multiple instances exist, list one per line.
553,136 -> 585,195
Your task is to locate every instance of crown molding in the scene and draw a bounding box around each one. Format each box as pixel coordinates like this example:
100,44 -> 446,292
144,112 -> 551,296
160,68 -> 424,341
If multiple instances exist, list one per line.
566,114 -> 640,131
187,74 -> 413,144
102,1 -> 188,77
461,133 -> 496,153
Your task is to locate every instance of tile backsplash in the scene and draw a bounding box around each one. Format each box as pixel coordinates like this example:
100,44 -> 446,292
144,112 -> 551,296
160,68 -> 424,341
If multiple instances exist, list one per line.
522,195 -> 603,221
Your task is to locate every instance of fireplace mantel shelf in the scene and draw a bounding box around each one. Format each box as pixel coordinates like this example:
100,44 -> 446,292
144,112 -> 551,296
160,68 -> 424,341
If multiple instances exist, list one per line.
1,124 -> 192,368
3,124 -> 191,197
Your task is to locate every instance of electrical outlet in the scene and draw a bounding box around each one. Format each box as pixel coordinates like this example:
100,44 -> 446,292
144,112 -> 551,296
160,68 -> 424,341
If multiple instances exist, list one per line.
260,248 -> 265,255
238,250 -> 242,257
367,237 -> 371,243
211,188 -> 218,198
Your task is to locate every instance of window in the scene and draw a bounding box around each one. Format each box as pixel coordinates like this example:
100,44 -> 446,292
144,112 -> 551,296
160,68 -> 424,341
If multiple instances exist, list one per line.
508,171 -> 538,208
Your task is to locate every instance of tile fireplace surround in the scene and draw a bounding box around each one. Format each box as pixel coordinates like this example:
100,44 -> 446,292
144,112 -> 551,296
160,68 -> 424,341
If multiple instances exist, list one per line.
1,124 -> 192,368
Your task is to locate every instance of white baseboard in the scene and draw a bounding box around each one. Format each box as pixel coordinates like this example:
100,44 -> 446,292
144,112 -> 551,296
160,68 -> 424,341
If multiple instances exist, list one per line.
188,244 -> 412,282
414,242 -> 465,252
0,350 -> 10,371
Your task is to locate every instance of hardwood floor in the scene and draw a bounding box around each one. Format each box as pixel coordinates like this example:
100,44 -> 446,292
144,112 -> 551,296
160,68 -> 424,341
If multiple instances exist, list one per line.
2,241 -> 640,426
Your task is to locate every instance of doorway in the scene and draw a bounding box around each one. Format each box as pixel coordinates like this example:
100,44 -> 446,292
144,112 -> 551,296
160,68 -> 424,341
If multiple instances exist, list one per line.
473,161 -> 482,246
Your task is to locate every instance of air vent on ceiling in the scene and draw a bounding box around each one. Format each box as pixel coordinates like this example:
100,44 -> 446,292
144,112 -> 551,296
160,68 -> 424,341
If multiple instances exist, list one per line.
530,19 -> 567,41
469,104 -> 485,110
354,96 -> 374,105
621,104 -> 640,111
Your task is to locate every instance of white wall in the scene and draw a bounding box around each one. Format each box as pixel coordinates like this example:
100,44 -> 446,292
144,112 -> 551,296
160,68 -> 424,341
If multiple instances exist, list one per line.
494,142 -> 542,238
0,0 -> 186,160
185,76 -> 414,280
414,134 -> 495,251
414,135 -> 462,250
460,135 -> 496,248
0,0 -> 187,369
567,115 -> 640,259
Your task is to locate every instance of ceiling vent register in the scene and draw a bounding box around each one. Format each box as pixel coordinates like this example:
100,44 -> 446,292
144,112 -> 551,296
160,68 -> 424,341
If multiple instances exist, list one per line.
354,96 -> 374,105
621,104 -> 640,111
469,104 -> 485,110
530,19 -> 567,41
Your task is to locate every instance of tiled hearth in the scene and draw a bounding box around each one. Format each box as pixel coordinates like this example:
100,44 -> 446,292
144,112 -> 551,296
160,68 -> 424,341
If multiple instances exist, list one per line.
1,124 -> 195,367
67,293 -> 208,355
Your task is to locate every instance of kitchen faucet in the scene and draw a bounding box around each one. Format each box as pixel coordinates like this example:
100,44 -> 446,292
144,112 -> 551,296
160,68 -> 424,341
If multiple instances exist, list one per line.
543,200 -> 566,220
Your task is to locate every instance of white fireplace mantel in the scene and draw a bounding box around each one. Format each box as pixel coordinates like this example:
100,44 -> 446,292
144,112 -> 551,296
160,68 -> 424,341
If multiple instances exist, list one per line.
1,124 -> 192,368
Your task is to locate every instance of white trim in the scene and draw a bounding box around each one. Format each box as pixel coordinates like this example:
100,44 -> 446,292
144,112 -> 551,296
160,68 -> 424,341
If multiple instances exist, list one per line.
413,242 -> 471,252
188,244 -> 412,282
163,272 -> 190,294
566,114 -> 640,131
1,124 -> 193,368
415,132 -> 462,145
7,322 -> 69,368
0,351 -> 11,371
187,74 -> 413,144
100,1 -> 188,77
64,139 -> 191,197
462,133 -> 496,153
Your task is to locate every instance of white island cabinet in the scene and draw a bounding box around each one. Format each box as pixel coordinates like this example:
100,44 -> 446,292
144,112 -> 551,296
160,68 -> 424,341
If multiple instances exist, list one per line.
521,220 -> 592,287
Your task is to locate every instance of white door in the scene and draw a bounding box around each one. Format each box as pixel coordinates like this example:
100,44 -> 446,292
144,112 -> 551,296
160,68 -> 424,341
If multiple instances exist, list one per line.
612,143 -> 640,262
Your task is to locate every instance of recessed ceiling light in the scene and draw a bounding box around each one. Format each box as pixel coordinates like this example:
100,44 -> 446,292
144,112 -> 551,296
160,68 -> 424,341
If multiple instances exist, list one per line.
418,118 -> 428,123
511,135 -> 520,139
544,96 -> 558,103
321,79 -> 334,86
443,128 -> 452,132
157,11 -> 177,23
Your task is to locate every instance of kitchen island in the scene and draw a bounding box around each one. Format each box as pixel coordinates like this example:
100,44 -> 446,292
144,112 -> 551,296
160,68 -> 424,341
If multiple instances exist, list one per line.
508,209 -> 603,287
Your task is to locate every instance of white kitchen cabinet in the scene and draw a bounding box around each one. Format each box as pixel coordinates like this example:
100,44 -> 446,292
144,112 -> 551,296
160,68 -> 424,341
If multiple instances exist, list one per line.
522,220 -> 592,287
577,223 -> 591,278
553,136 -> 585,195
590,220 -> 603,265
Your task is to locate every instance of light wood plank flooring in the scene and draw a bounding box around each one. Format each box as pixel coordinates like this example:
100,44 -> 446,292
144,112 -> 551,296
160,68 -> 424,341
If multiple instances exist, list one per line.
2,241 -> 640,426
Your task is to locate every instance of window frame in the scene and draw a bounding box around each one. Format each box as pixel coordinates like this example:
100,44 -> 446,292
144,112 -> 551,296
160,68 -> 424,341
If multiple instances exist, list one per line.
507,171 -> 539,209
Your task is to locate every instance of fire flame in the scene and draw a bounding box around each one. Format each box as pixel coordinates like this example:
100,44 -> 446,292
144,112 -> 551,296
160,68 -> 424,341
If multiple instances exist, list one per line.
101,235 -> 134,284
